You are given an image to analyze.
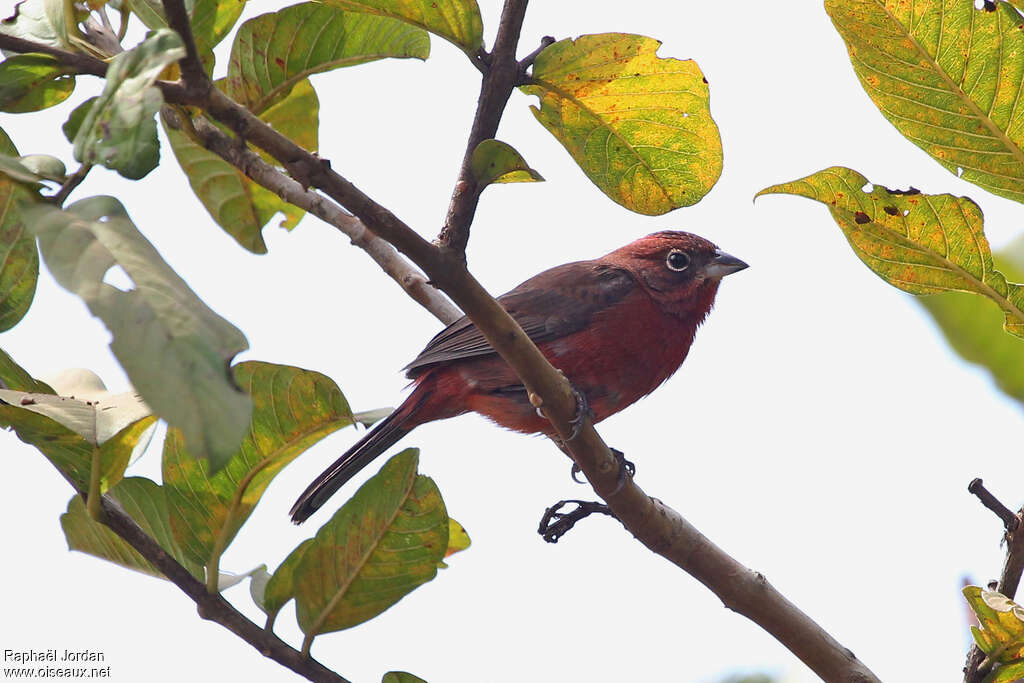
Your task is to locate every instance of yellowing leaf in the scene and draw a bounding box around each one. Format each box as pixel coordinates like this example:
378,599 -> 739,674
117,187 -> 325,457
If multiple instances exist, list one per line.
965,586 -> 1024,667
225,3 -> 429,113
294,449 -> 448,638
319,0 -> 482,54
162,78 -> 317,252
0,53 -> 75,113
470,139 -> 543,187
757,166 -> 1024,338
256,538 -> 314,619
0,138 -> 39,331
444,518 -> 470,558
61,477 -> 204,579
826,0 -> 1024,204
522,33 -> 721,215
162,361 -> 354,572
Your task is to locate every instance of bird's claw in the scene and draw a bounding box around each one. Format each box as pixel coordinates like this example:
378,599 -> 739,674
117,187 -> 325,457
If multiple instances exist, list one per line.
537,499 -> 615,543
567,386 -> 591,441
569,448 -> 635,492
610,447 -> 635,495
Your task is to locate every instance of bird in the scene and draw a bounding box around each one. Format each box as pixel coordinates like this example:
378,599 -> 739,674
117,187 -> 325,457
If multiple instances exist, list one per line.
290,230 -> 747,523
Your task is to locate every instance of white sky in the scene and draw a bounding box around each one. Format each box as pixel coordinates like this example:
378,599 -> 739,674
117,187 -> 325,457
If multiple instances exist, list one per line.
3,1 -> 1023,682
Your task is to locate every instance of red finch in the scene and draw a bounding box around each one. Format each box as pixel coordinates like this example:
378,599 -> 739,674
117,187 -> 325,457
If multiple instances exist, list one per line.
290,231 -> 746,523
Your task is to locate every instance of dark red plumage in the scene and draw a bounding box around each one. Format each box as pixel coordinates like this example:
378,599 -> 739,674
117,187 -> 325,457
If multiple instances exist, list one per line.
290,231 -> 747,523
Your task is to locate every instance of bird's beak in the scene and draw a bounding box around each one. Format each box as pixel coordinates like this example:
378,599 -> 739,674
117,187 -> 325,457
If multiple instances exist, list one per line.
703,250 -> 749,279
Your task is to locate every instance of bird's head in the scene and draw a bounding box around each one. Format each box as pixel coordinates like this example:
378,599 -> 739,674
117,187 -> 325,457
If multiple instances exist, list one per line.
606,230 -> 748,317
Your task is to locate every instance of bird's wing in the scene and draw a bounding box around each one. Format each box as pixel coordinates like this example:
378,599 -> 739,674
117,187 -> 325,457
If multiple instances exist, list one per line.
404,261 -> 636,376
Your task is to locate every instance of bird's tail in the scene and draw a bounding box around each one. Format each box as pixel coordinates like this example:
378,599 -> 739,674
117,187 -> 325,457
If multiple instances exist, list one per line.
289,399 -> 418,524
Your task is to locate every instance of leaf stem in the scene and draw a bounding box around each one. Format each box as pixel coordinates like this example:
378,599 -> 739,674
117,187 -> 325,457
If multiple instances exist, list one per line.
50,163 -> 92,207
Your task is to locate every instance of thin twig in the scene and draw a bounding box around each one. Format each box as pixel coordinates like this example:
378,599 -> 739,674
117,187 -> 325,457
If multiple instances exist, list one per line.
164,109 -> 462,324
437,0 -> 530,255
969,478 -> 1019,532
95,494 -> 350,683
964,479 -> 1024,683
50,163 -> 92,207
160,0 -> 207,89
517,35 -> 554,79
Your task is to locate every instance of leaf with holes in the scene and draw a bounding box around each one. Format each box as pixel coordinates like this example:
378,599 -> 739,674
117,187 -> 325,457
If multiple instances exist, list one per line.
0,53 -> 75,113
72,29 -> 184,179
826,0 -> 1024,204
61,477 -> 204,579
521,34 -> 721,215
318,0 -> 481,54
27,195 -> 252,470
470,139 -> 543,188
0,138 -> 40,332
917,239 -> 1024,406
162,361 -> 354,574
225,2 -> 428,113
757,166 -> 1024,338
161,79 -> 314,253
294,449 -> 448,637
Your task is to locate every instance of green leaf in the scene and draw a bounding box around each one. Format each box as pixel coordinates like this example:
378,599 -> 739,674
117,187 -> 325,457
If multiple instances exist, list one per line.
258,538 -> 314,617
225,2 -> 429,113
27,195 -> 252,470
353,406 -> 392,427
522,33 -> 721,215
294,449 -> 448,637
0,404 -> 155,492
191,0 -> 246,55
0,53 -> 75,113
0,347 -> 52,392
965,586 -> 1024,663
0,0 -> 68,49
61,477 -> 204,579
162,361 -> 354,571
63,97 -> 97,143
756,166 -> 1024,338
0,152 -> 62,187
916,240 -> 1024,405
318,0 -> 481,54
825,0 -> 1024,204
470,139 -> 543,188
161,78 -> 313,253
72,29 -> 185,179
0,153 -> 40,331
382,673 -> 428,683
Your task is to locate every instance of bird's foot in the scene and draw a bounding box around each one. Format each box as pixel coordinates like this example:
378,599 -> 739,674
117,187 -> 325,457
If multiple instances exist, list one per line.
537,499 -> 615,543
535,383 -> 591,441
569,447 -> 634,494
567,386 -> 591,441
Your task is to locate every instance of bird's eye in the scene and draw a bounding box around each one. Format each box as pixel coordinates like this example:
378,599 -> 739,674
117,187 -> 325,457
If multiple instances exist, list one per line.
666,249 -> 690,272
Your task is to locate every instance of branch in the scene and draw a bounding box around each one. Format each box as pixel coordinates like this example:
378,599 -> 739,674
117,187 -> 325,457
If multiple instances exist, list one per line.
163,110 -> 462,325
94,494 -> 350,683
49,162 -> 92,207
160,0 -> 208,89
964,479 -> 1024,683
0,29 -> 881,683
437,0 -> 530,255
